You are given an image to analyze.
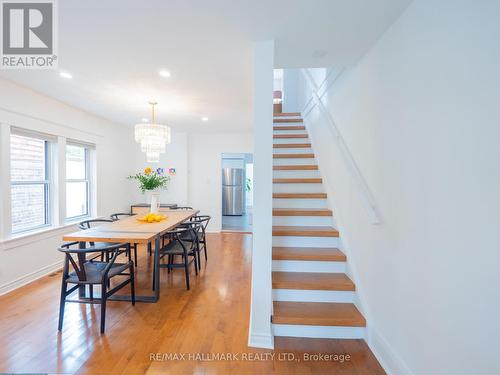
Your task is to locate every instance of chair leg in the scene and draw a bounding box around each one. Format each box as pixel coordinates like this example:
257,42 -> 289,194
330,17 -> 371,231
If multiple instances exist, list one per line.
133,244 -> 138,268
184,254 -> 190,290
58,280 -> 67,331
148,242 -> 152,256
130,264 -> 136,306
194,252 -> 198,276
203,240 -> 208,261
197,247 -> 202,271
100,282 -> 107,334
89,285 -> 94,300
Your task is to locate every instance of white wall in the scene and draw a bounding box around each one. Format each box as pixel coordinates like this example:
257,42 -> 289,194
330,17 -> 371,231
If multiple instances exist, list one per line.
282,69 -> 299,113
248,40 -> 274,349
187,132 -> 253,231
0,78 -> 137,294
295,1 -> 500,374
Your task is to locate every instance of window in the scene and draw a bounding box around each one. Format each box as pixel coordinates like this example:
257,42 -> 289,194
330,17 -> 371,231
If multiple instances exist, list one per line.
66,144 -> 90,220
10,133 -> 50,233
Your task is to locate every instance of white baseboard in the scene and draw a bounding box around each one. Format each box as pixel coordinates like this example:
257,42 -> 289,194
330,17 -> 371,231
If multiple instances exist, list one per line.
367,326 -> 414,375
0,260 -> 63,296
248,333 -> 274,349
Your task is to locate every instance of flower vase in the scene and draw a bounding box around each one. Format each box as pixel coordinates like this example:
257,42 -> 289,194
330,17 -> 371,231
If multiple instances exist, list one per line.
149,190 -> 161,214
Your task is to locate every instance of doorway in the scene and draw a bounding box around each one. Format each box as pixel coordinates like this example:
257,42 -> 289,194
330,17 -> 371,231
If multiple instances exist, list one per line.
221,153 -> 253,233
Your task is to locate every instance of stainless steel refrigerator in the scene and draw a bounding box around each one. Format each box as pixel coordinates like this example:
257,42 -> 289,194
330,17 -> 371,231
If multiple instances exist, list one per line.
222,168 -> 244,216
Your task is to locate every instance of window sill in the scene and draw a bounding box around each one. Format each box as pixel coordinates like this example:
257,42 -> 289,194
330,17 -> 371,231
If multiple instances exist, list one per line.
65,215 -> 91,225
0,217 -> 99,251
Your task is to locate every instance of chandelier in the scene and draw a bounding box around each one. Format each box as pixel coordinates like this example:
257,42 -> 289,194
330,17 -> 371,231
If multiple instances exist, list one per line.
134,102 -> 171,162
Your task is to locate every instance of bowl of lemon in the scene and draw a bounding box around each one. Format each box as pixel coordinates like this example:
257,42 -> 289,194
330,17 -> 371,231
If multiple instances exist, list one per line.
137,213 -> 167,223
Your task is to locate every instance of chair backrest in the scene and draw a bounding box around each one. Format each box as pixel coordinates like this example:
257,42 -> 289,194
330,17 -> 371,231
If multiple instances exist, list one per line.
110,212 -> 134,221
58,241 -> 128,282
171,222 -> 202,248
78,218 -> 113,230
189,216 -> 210,238
172,206 -> 193,210
179,220 -> 203,242
191,215 -> 210,230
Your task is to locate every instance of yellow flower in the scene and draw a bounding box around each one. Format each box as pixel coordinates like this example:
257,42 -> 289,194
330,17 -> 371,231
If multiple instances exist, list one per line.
144,167 -> 152,175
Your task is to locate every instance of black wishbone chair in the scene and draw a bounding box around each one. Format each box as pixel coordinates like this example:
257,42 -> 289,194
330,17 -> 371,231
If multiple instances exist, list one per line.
171,206 -> 193,210
183,215 -> 211,270
110,212 -> 135,221
78,219 -> 133,264
57,241 -> 135,334
110,213 -> 138,267
156,224 -> 201,290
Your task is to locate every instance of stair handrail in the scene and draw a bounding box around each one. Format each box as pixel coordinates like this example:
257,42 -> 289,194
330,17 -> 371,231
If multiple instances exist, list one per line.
301,68 -> 382,225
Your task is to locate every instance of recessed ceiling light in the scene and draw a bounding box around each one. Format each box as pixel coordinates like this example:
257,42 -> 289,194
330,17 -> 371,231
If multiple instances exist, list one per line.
159,70 -> 171,78
201,117 -> 209,122
59,71 -> 72,79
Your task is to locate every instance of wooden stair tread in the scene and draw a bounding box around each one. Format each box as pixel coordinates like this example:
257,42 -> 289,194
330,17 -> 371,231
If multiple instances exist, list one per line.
273,134 -> 308,139
273,193 -> 327,199
273,178 -> 322,183
272,272 -> 354,291
273,208 -> 332,216
274,112 -> 301,117
273,126 -> 305,131
273,247 -> 346,261
273,153 -> 314,159
273,301 -> 366,327
274,118 -> 303,123
274,143 -> 311,148
273,165 -> 318,170
272,226 -> 339,237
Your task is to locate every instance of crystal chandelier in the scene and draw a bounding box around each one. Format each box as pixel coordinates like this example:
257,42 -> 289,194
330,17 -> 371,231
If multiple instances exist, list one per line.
134,102 -> 171,162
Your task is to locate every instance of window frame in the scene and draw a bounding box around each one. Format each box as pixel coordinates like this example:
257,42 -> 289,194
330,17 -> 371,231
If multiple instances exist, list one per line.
10,133 -> 52,235
0,124 -> 98,244
65,143 -> 92,222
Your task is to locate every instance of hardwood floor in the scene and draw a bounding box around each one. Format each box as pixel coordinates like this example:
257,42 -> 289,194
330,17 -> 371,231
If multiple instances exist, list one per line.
0,233 -> 384,374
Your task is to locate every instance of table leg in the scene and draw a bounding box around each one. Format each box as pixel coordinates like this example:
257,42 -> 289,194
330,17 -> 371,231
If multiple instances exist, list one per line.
78,241 -> 86,298
154,235 -> 160,300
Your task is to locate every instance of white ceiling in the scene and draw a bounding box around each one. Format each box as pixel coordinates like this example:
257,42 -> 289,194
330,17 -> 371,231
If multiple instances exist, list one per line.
0,0 -> 411,132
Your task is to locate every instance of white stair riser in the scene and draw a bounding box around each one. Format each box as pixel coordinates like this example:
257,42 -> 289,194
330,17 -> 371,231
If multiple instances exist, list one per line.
273,129 -> 307,135
274,147 -> 313,154
273,121 -> 304,125
273,170 -> 321,179
273,198 -> 328,209
272,216 -> 332,226
272,260 -> 345,273
273,138 -> 310,144
272,236 -> 339,247
273,324 -> 365,339
273,158 -> 316,166
273,183 -> 324,193
272,289 -> 354,303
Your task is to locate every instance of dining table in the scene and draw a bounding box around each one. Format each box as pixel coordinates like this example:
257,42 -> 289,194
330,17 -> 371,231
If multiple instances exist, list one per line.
62,209 -> 199,303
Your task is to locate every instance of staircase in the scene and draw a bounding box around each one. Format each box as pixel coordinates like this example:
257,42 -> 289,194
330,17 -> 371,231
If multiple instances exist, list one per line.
271,112 -> 366,339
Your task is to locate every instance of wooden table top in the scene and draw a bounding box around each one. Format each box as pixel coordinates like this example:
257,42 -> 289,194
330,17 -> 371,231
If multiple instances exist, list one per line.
63,209 -> 199,244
